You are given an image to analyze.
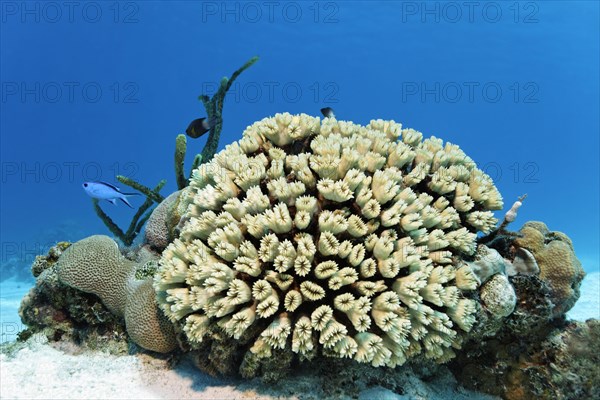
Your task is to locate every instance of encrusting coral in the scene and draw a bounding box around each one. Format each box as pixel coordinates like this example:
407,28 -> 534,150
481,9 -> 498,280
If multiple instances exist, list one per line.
154,113 -> 504,372
453,273 -> 597,400
57,235 -> 177,353
513,221 -> 585,315
31,241 -> 71,277
144,191 -> 183,252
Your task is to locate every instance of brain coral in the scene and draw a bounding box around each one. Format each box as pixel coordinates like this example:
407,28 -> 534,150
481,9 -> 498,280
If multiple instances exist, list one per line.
57,235 -> 133,317
155,113 -> 504,368
57,235 -> 177,353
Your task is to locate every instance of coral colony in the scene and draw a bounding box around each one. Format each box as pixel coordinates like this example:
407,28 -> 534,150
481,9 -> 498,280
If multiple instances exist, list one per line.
17,58 -> 594,400
156,114 -> 502,368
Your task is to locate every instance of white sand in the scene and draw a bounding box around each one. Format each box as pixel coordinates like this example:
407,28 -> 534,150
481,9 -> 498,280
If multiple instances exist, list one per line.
1,335 -> 254,400
567,271 -> 600,321
0,278 -> 30,343
1,333 -> 499,400
1,272 -> 598,400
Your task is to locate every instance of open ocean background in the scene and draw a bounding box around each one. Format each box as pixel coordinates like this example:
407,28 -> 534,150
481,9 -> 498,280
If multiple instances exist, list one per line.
1,2 -> 598,342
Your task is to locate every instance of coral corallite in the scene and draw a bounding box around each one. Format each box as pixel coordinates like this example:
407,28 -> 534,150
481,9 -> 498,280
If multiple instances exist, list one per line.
154,113 -> 503,368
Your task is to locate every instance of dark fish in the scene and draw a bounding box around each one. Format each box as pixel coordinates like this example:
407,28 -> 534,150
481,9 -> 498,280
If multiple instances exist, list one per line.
320,107 -> 335,119
186,117 -> 215,138
82,181 -> 140,208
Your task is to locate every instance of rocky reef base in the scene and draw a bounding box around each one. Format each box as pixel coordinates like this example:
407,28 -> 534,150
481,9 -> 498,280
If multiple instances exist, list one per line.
13,221 -> 597,400
17,242 -> 132,355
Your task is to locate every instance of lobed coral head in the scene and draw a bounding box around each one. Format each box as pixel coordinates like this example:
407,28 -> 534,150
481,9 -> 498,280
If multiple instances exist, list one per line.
155,113 -> 503,368
57,235 -> 177,353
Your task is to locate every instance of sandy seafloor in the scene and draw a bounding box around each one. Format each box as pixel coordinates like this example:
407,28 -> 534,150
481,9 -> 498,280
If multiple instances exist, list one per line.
0,272 -> 598,400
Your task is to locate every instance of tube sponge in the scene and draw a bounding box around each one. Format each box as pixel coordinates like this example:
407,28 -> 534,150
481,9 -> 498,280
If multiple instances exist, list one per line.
156,113 -> 504,368
57,235 -> 177,353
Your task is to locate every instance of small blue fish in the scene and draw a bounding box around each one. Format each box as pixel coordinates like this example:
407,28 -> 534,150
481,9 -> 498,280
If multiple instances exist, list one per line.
82,181 -> 140,208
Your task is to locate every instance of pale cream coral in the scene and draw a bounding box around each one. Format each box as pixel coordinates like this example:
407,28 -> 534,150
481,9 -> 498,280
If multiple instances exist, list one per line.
155,113 -> 504,367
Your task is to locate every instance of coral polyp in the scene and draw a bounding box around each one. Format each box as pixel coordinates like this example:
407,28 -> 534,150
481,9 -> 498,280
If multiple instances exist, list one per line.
154,113 -> 504,368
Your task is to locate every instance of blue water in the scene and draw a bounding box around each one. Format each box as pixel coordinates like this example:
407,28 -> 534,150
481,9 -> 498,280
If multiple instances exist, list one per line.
1,1 -> 598,278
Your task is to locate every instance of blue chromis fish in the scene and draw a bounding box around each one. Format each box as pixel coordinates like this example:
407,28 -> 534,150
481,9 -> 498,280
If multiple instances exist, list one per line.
82,181 -> 140,208
320,107 -> 335,119
186,117 -> 216,139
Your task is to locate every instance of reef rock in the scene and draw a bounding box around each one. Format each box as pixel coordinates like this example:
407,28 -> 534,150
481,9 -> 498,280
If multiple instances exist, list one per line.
480,274 -> 516,318
18,242 -> 128,353
514,221 -> 585,316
